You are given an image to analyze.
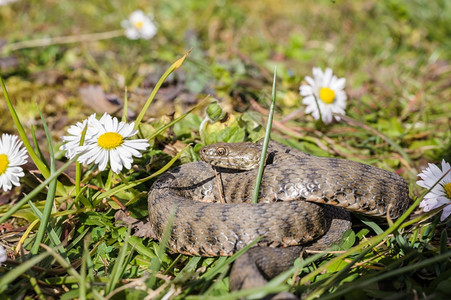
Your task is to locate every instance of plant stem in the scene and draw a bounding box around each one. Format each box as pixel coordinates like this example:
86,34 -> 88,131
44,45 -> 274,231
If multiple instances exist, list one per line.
252,66 -> 277,203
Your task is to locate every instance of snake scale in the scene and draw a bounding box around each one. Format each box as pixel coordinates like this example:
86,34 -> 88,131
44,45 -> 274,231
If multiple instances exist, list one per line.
147,140 -> 411,295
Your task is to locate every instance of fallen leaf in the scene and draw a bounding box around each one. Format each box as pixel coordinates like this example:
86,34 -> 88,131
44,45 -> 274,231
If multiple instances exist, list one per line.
79,84 -> 123,114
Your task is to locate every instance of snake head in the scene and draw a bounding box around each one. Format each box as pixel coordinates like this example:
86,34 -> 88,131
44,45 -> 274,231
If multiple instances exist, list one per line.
199,142 -> 263,170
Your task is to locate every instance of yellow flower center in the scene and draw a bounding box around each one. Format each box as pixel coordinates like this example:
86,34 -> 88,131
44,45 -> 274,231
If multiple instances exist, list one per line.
444,182 -> 451,199
134,21 -> 143,29
97,132 -> 123,149
0,154 -> 9,175
319,87 -> 336,104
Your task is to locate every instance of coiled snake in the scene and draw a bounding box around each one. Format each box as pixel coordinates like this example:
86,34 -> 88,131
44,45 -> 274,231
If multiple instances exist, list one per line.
147,140 -> 411,297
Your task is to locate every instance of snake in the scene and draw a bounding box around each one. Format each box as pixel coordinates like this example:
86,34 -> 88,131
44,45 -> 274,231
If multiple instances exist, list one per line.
147,140 -> 411,296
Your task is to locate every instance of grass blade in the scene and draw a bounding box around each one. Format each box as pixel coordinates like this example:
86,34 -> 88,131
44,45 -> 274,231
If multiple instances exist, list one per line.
0,158 -> 75,224
0,251 -> 51,293
148,208 -> 176,289
39,244 -> 104,300
121,87 -> 128,122
300,169 -> 450,297
79,238 -> 88,300
0,77 -> 66,195
95,144 -> 189,200
30,107 -> 58,255
252,66 -> 277,203
336,114 -> 412,165
146,94 -> 209,141
30,125 -> 49,170
134,51 -> 190,128
29,276 -> 46,300
201,237 -> 262,282
27,200 -> 69,261
75,122 -> 89,195
105,227 -> 131,295
316,251 -> 451,300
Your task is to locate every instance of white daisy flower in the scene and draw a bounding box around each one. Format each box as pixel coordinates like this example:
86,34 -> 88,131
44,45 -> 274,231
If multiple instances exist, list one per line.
60,114 -> 98,159
417,159 -> 451,221
0,0 -> 19,6
121,10 -> 157,40
0,245 -> 7,263
77,113 -> 150,174
0,134 -> 28,192
299,67 -> 347,124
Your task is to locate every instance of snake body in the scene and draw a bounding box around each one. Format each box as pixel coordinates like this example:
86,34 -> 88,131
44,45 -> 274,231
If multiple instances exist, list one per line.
147,140 -> 411,293
148,140 -> 410,255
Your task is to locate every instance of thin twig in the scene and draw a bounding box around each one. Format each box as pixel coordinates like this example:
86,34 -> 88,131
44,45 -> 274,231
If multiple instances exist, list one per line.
3,30 -> 124,53
213,167 -> 226,204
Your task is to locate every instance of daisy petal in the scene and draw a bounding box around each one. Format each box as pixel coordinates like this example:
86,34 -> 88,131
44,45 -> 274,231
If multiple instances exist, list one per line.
417,160 -> 451,221
0,134 -> 28,192
122,10 -> 157,40
441,204 -> 451,221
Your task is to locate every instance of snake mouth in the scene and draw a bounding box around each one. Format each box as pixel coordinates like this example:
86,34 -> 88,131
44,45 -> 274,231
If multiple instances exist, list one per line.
198,146 -> 213,161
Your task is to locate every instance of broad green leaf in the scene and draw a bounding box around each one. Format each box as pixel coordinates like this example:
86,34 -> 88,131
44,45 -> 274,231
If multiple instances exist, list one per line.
339,229 -> 356,250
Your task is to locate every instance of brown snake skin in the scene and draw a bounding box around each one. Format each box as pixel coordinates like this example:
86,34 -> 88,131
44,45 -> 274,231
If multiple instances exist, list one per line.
147,140 -> 411,295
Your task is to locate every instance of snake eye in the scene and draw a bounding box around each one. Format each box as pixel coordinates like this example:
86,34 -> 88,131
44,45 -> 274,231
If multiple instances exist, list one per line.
216,147 -> 227,156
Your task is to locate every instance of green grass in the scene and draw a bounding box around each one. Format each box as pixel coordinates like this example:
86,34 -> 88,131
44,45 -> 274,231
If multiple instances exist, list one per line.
0,0 -> 450,299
